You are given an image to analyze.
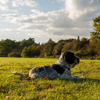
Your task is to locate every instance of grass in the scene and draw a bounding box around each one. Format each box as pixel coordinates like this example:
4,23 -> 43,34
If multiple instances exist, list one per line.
0,58 -> 100,100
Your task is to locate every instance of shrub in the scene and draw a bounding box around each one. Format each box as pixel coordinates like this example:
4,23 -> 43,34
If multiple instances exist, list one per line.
8,52 -> 21,57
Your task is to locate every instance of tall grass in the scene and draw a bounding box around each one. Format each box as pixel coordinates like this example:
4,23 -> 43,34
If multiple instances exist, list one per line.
0,58 -> 100,100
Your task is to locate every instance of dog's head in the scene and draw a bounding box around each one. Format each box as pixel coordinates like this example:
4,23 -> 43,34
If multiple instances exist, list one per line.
61,51 -> 79,68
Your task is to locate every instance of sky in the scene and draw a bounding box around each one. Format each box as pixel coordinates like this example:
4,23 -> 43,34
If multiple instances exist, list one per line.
0,0 -> 100,43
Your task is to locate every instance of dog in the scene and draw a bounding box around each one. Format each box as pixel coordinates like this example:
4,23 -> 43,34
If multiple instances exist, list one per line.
13,51 -> 85,79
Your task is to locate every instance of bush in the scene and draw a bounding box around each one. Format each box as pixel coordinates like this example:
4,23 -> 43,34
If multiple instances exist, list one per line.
8,52 -> 21,57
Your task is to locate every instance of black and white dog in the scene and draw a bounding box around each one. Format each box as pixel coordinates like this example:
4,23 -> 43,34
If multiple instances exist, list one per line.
13,51 -> 85,79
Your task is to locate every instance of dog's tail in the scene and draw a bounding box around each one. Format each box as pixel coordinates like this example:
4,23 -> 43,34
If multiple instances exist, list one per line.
13,71 -> 28,76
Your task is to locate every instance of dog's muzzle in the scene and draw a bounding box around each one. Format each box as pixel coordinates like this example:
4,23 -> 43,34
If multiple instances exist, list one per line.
75,57 -> 80,64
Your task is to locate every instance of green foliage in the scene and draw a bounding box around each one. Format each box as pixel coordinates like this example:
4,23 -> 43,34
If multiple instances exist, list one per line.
62,40 -> 80,52
0,58 -> 100,100
0,37 -> 99,59
21,44 -> 37,57
0,39 -> 16,57
0,47 -> 7,57
8,52 -> 21,57
90,16 -> 100,57
43,39 -> 56,57
53,41 -> 65,55
90,16 -> 100,41
89,40 -> 100,56
0,37 -> 100,59
93,16 -> 100,32
20,38 -> 35,48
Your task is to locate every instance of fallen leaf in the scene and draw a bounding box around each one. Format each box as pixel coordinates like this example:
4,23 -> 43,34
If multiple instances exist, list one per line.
45,84 -> 51,88
32,83 -> 37,86
25,77 -> 30,80
45,76 -> 48,79
1,88 -> 4,91
48,84 -> 51,87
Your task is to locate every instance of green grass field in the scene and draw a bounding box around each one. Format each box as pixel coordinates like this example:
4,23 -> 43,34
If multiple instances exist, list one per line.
0,58 -> 100,100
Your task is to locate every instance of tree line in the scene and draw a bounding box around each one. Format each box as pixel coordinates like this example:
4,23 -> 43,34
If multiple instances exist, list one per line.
0,15 -> 100,59
0,37 -> 98,59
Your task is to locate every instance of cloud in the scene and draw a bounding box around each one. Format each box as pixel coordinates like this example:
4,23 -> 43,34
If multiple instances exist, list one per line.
1,14 -> 19,19
0,0 -> 9,11
19,24 -> 47,30
16,9 -> 91,39
1,12 -> 50,25
1,6 -> 95,39
65,0 -> 99,20
12,0 -> 38,7
0,4 -> 8,11
26,0 -> 38,7
1,28 -> 13,31
49,10 -> 73,28
0,0 -> 9,4
0,0 -> 100,43
31,9 -> 40,14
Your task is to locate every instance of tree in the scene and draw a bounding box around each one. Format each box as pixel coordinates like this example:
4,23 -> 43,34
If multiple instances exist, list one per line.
28,38 -> 35,44
90,16 -> 100,57
20,38 -> 35,48
76,38 -> 89,56
53,41 -> 65,55
90,16 -> 100,41
79,38 -> 89,49
62,40 -> 80,52
21,45 -> 35,57
0,47 -> 7,57
21,43 -> 39,57
43,39 -> 56,57
8,52 -> 21,57
0,39 -> 17,57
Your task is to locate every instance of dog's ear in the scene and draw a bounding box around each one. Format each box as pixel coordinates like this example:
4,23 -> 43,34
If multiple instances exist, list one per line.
62,51 -> 75,64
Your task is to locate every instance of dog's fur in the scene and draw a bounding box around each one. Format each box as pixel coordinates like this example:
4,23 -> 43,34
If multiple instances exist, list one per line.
13,51 -> 85,79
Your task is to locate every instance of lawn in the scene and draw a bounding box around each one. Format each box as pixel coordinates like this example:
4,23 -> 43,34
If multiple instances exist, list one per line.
0,58 -> 100,100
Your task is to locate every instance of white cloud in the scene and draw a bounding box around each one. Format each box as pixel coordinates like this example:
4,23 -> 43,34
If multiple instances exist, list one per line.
19,24 -> 47,30
1,5 -> 96,39
31,9 -> 40,14
25,0 -> 38,7
0,4 -> 8,11
12,0 -> 38,7
0,0 -> 9,11
1,12 -> 50,25
1,14 -> 19,18
65,0 -> 98,20
0,0 -> 9,4
12,0 -> 20,7
0,0 -> 100,43
49,10 -> 73,28
1,28 -> 13,31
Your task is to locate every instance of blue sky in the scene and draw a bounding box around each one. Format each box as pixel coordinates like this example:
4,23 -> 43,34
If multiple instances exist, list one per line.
0,0 -> 100,43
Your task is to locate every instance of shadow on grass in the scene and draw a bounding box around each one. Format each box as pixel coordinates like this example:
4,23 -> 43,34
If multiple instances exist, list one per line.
65,78 -> 100,83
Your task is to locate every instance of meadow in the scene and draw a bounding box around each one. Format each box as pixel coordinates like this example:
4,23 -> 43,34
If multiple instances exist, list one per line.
0,58 -> 100,100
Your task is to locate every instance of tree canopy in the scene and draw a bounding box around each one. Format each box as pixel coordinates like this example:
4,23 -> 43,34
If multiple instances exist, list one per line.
90,16 -> 100,41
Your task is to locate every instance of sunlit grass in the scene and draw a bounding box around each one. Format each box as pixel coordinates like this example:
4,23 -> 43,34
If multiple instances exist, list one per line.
0,58 -> 100,100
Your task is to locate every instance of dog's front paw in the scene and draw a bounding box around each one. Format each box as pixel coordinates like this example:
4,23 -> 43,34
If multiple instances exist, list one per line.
80,76 -> 85,79
78,76 -> 85,79
73,75 -> 85,79
13,71 -> 17,75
